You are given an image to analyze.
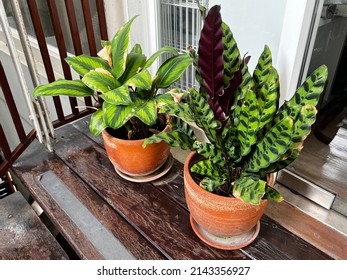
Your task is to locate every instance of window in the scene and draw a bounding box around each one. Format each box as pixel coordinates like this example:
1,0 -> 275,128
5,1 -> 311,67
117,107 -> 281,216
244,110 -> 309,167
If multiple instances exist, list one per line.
158,0 -> 209,89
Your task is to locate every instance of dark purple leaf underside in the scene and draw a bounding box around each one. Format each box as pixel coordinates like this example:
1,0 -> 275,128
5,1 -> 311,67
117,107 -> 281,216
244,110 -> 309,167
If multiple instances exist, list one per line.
198,5 -> 224,101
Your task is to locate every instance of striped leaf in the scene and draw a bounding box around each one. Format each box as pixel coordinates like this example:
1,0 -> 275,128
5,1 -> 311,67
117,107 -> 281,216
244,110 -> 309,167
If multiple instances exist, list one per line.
233,175 -> 266,205
289,105 -> 317,150
265,105 -> 317,173
155,93 -> 175,107
65,55 -> 110,77
111,16 -> 138,79
264,186 -> 283,202
89,109 -> 106,136
193,142 -> 226,167
253,45 -> 272,100
143,118 -> 196,150
102,101 -> 138,130
200,175 -> 227,192
118,52 -> 147,84
285,64 -> 328,108
82,70 -> 120,93
189,88 -> 221,143
33,79 -> 94,97
143,46 -> 179,69
191,159 -> 221,177
257,67 -> 280,130
125,69 -> 152,90
246,117 -> 294,172
159,102 -> 194,122
100,85 -> 132,105
222,22 -> 240,88
134,99 -> 157,126
155,53 -> 193,89
236,86 -> 260,157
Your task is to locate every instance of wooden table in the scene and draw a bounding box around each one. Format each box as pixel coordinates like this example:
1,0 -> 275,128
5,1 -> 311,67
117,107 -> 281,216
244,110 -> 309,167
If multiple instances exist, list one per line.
0,191 -> 68,260
11,117 -> 333,260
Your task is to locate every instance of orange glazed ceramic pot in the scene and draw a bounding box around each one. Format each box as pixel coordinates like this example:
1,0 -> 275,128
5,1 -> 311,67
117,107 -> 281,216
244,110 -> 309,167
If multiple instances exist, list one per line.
184,152 -> 274,250
102,129 -> 170,177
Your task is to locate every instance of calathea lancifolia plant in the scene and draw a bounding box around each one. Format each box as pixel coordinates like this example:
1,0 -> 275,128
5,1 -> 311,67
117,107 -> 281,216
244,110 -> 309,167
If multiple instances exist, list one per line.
144,5 -> 328,205
33,16 -> 192,140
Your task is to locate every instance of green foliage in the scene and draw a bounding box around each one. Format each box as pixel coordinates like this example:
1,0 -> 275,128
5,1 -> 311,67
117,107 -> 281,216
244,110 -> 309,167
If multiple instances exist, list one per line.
33,16 -> 192,140
145,5 -> 328,205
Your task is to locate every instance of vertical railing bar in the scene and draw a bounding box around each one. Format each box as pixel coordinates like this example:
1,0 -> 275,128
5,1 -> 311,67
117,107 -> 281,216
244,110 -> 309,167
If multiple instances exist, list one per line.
0,61 -> 27,143
27,0 -> 65,122
95,0 -> 109,40
81,0 -> 97,56
9,0 -> 54,150
0,124 -> 12,161
64,0 -> 92,107
0,1 -> 43,143
46,0 -> 79,116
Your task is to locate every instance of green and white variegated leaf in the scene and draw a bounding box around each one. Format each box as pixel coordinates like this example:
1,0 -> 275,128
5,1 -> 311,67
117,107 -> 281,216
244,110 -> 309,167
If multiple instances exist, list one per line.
246,116 -> 294,172
189,88 -> 221,143
100,85 -> 132,105
264,186 -> 283,202
200,175 -> 227,192
111,15 -> 138,79
65,55 -> 110,77
89,109 -> 106,136
102,99 -> 151,130
118,52 -> 147,83
102,101 -> 134,130
155,93 -> 175,107
33,79 -> 94,97
82,70 -> 120,93
236,85 -> 260,157
143,118 -> 197,150
134,99 -> 157,126
191,159 -> 221,177
193,142 -> 226,167
222,22 -> 241,88
159,102 -> 194,122
143,46 -> 179,69
233,175 -> 266,205
125,69 -> 152,90
130,43 -> 142,54
154,53 -> 193,89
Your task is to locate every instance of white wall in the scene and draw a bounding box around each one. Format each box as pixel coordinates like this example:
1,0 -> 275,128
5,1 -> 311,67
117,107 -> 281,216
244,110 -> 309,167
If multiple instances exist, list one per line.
209,0 -> 322,103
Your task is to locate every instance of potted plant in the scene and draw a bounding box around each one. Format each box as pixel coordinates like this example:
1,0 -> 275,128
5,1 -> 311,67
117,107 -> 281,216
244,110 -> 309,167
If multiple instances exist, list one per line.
33,16 -> 192,180
144,5 -> 328,249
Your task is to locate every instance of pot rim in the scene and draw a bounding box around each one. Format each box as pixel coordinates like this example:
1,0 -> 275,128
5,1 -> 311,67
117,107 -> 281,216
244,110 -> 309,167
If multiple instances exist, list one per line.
102,123 -> 170,145
184,151 -> 274,203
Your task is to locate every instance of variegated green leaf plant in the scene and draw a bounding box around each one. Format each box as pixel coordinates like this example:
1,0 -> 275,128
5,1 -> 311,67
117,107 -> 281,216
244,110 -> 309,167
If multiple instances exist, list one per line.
144,5 -> 328,205
33,16 -> 192,140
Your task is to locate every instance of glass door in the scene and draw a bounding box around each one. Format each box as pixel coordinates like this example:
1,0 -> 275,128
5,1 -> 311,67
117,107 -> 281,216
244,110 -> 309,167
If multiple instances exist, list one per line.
277,0 -> 347,219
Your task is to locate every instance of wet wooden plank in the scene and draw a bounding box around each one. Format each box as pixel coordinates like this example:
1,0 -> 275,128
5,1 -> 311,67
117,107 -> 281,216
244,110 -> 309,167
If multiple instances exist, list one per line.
72,117 -> 332,259
266,200 -> 346,259
12,140 -> 164,260
0,191 -> 68,260
52,124 -> 248,260
152,162 -> 332,259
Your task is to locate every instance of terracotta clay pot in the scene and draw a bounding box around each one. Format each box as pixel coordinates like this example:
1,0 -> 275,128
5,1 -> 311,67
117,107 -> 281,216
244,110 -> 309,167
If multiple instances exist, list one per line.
184,152 -> 274,250
102,129 -> 171,177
